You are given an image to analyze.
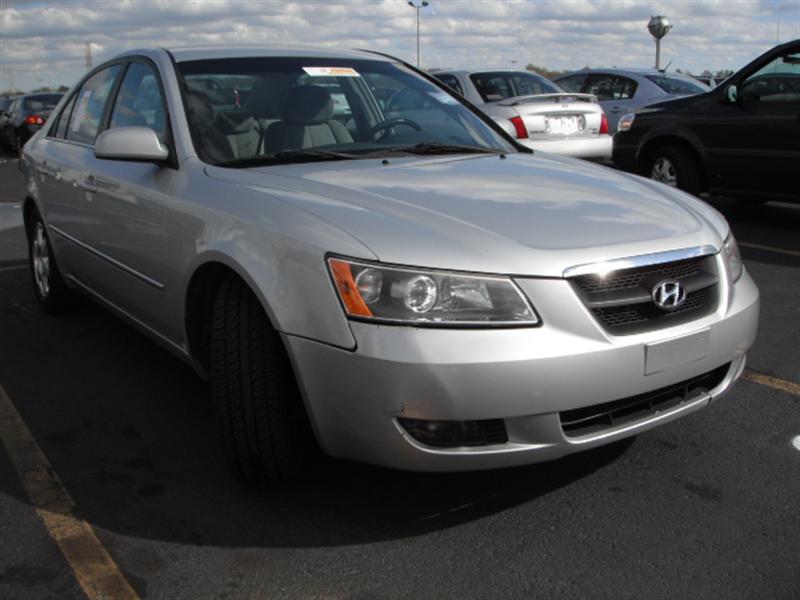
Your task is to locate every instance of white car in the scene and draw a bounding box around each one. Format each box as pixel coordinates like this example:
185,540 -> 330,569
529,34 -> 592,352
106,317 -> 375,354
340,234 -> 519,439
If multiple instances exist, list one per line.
432,69 -> 611,160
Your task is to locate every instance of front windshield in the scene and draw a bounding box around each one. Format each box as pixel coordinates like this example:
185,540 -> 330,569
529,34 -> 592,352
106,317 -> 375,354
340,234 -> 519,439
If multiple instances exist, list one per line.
177,57 -> 516,166
645,75 -> 708,95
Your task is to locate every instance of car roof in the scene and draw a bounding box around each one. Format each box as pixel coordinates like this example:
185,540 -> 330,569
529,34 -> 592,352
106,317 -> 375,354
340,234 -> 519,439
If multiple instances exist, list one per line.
432,69 -> 546,76
115,45 -> 395,63
555,68 -> 699,79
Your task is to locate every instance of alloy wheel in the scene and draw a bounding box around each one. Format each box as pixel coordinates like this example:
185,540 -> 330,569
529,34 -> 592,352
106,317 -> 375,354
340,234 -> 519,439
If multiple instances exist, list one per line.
32,222 -> 51,298
651,156 -> 678,187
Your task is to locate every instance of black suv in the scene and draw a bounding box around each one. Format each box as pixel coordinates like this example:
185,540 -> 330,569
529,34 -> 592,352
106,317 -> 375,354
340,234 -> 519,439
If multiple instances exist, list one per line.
613,39 -> 799,203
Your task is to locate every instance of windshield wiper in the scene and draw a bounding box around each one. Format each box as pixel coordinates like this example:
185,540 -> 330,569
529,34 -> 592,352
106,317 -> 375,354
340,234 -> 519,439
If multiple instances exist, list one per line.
216,148 -> 358,168
386,142 -> 504,156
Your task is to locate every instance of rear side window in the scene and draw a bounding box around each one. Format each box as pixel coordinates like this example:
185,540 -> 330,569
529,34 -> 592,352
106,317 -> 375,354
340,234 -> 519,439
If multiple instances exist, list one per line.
434,74 -> 463,96
585,74 -> 638,100
470,73 -> 512,102
66,64 -> 121,145
109,62 -> 168,141
556,74 -> 587,93
52,93 -> 77,139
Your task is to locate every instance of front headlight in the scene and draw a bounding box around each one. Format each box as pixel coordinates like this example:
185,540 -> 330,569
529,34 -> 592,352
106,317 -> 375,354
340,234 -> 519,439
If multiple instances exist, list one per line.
327,258 -> 538,326
617,113 -> 636,132
723,233 -> 743,283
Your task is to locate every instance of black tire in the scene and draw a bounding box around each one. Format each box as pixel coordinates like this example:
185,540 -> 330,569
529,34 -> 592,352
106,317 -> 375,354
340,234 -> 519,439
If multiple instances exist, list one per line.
27,209 -> 74,313
211,277 -> 316,486
647,145 -> 702,196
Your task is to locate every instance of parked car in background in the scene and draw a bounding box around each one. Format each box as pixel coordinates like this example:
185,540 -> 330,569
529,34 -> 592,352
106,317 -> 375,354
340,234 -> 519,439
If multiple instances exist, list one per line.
555,69 -> 709,133
613,39 -> 800,204
431,69 -> 611,159
0,93 -> 21,114
0,92 -> 64,152
21,46 -> 758,486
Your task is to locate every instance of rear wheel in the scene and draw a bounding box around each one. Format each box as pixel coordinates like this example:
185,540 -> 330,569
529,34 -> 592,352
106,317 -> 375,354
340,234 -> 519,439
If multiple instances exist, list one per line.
28,210 -> 74,313
211,277 -> 316,486
647,145 -> 701,196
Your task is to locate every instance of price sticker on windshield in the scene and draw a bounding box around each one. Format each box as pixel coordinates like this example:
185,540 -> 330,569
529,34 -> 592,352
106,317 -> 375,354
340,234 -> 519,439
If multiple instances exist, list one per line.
303,67 -> 361,77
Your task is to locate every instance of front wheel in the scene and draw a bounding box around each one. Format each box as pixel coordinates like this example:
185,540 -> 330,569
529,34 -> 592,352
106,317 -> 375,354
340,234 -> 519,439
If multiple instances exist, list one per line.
211,278 -> 317,487
647,146 -> 701,196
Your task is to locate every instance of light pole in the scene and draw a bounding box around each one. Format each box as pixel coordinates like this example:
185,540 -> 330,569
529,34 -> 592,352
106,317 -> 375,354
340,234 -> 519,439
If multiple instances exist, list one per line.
648,15 -> 672,70
407,1 -> 429,68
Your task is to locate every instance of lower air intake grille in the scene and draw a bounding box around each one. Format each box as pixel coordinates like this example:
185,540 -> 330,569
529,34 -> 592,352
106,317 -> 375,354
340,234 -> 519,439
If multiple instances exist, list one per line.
398,417 -> 508,448
560,362 -> 731,438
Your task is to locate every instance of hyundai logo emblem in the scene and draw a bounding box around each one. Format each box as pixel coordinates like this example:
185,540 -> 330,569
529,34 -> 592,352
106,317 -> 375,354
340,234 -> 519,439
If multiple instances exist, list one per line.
652,280 -> 687,311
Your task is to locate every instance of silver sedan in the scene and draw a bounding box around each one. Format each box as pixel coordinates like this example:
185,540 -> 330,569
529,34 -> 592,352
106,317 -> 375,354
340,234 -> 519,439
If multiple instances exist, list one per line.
432,69 -> 612,159
20,46 -> 758,486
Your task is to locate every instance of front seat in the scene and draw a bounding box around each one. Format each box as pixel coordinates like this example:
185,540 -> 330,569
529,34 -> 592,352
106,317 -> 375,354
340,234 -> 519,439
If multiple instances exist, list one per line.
264,85 -> 353,154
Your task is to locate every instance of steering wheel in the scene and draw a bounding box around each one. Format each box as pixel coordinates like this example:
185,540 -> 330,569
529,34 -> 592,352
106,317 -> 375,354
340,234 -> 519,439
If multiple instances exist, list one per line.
367,117 -> 422,140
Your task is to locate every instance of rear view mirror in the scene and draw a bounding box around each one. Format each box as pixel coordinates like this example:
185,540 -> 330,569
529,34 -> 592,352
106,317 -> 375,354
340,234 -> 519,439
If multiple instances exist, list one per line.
726,84 -> 738,103
95,127 -> 169,162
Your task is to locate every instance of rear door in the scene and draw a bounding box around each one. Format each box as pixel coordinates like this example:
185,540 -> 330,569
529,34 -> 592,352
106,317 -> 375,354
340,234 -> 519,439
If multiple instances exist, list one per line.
702,49 -> 800,198
582,73 -> 637,132
37,64 -> 122,281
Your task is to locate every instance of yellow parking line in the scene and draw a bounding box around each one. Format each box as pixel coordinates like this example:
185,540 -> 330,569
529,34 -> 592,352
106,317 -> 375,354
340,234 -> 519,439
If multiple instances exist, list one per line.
743,370 -> 800,397
738,242 -> 800,257
0,386 -> 140,600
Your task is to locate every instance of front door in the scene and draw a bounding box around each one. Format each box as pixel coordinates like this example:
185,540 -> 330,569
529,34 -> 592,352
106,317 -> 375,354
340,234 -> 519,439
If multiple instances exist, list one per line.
704,48 -> 800,199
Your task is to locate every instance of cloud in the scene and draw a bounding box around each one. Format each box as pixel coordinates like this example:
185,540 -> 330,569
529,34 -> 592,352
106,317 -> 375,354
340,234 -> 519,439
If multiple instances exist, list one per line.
1,0 -> 798,91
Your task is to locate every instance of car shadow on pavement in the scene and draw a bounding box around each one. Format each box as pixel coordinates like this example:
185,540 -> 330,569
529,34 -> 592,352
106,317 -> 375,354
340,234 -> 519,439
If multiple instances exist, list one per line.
0,267 -> 632,549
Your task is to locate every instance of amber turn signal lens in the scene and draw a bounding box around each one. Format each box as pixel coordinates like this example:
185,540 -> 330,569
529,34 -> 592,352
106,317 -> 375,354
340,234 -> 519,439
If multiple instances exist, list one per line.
329,259 -> 373,317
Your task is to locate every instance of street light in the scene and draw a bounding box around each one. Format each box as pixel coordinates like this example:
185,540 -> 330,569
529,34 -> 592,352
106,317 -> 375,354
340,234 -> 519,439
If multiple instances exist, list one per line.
647,15 -> 673,70
407,0 -> 429,68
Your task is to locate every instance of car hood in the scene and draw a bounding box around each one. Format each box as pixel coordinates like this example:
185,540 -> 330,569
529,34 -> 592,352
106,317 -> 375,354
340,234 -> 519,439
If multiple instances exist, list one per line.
205,152 -> 727,277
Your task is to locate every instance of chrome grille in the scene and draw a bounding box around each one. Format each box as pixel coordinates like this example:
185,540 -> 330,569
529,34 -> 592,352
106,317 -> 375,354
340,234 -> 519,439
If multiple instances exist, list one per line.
570,254 -> 719,335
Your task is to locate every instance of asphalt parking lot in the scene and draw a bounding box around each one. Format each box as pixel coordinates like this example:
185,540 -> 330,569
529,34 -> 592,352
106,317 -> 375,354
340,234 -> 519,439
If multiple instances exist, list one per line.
0,150 -> 798,599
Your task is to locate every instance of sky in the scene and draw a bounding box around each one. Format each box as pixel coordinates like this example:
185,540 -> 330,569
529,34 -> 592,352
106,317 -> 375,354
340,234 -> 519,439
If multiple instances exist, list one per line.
1,0 -> 799,92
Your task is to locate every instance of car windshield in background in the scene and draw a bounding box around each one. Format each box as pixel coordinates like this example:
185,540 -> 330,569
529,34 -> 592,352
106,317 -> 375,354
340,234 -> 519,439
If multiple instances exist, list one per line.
469,72 -> 560,102
24,94 -> 63,111
644,75 -> 707,95
177,57 -> 515,166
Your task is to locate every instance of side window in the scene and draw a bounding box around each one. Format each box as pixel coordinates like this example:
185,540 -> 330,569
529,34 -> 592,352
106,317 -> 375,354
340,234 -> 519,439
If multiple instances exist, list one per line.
469,73 -> 512,102
66,64 -> 121,145
741,52 -> 800,103
434,74 -> 463,96
109,62 -> 168,141
556,74 -> 586,93
52,93 -> 77,139
585,74 -> 638,100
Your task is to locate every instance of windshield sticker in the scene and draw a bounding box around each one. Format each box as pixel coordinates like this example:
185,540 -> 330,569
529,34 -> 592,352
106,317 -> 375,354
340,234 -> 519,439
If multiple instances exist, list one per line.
70,90 -> 92,132
429,91 -> 459,105
302,67 -> 361,78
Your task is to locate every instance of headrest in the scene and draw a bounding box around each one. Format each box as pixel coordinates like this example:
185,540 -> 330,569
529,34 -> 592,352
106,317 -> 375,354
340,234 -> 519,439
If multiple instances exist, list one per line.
185,91 -> 214,124
279,85 -> 333,125
245,77 -> 281,119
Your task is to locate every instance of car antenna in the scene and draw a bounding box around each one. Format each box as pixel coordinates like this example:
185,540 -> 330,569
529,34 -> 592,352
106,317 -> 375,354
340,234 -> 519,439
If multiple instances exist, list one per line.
661,60 -> 672,73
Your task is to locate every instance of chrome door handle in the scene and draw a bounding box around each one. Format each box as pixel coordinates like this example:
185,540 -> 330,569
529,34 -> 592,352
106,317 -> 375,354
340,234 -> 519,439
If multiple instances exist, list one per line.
80,176 -> 97,193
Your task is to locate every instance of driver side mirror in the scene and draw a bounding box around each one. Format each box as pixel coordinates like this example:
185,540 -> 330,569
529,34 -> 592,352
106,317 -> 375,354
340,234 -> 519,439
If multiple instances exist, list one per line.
725,84 -> 738,104
95,127 -> 169,163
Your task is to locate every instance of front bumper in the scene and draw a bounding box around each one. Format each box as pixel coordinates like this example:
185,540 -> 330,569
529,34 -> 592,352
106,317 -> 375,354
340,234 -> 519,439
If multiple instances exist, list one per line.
285,268 -> 759,472
519,135 -> 612,159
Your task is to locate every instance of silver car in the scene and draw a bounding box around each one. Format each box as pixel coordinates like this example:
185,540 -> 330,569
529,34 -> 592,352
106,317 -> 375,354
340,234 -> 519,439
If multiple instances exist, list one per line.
555,68 -> 710,133
20,46 -> 758,486
432,69 -> 612,159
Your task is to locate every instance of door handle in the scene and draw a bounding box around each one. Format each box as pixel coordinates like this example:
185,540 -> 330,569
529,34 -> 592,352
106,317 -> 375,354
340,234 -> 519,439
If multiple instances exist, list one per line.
80,175 -> 97,194
608,106 -> 623,113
